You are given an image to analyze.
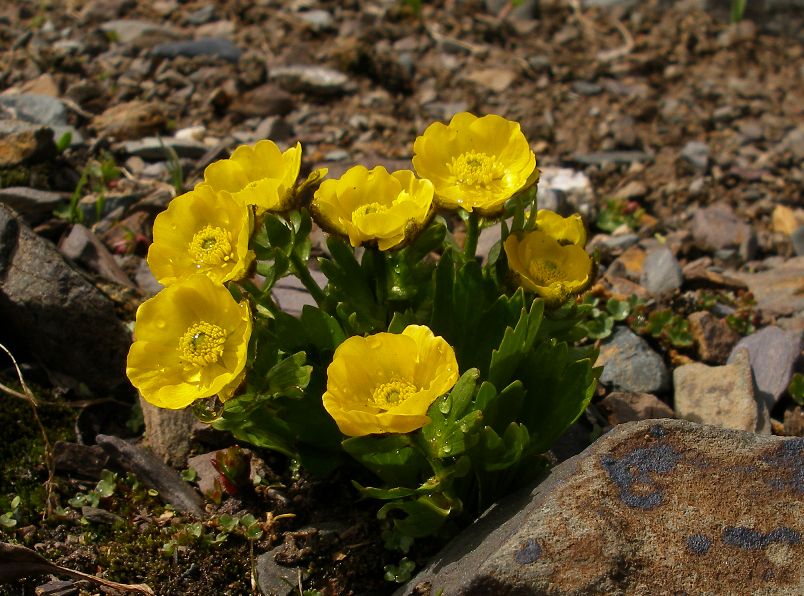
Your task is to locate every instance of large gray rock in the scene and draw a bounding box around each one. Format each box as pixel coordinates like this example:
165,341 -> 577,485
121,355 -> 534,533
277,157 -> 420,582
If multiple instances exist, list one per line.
0,205 -> 130,391
728,326 -> 803,409
597,327 -> 670,394
400,419 -> 804,596
674,349 -> 770,434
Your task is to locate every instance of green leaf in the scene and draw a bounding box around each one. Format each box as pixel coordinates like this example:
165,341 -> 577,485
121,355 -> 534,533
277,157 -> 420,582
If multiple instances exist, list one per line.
377,494 -> 454,538
476,423 -> 529,471
245,523 -> 264,540
352,483 -> 421,500
342,435 -> 429,487
218,513 -> 238,533
474,380 -> 525,434
265,352 -> 312,398
518,341 -> 599,453
387,310 -> 418,334
422,369 -> 480,458
95,470 -> 117,498
299,306 -> 345,352
788,373 -> 804,406
213,395 -> 298,459
606,297 -> 630,321
488,299 -> 545,388
583,316 -> 614,339
429,248 -> 455,339
263,213 -> 293,253
384,557 -> 416,583
437,410 -> 483,458
320,236 -> 385,331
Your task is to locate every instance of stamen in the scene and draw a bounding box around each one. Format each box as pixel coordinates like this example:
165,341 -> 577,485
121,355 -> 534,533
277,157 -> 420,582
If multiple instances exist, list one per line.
352,202 -> 388,218
368,378 -> 418,409
447,150 -> 503,187
527,259 -> 562,286
188,225 -> 232,268
178,322 -> 227,366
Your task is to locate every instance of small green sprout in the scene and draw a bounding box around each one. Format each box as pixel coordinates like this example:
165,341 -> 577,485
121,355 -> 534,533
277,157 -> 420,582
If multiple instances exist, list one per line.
789,373 -> 804,407
384,557 -> 416,583
0,495 -> 21,529
596,198 -> 645,233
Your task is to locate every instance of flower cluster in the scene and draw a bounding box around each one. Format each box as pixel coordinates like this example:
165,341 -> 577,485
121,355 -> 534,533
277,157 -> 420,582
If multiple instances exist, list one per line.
127,113 -> 598,544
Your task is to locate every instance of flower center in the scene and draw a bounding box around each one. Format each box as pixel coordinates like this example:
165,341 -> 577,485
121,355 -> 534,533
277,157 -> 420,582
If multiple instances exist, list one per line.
368,378 -> 418,409
448,150 -> 503,187
352,202 -> 389,218
178,322 -> 227,366
527,259 -> 562,286
188,225 -> 232,267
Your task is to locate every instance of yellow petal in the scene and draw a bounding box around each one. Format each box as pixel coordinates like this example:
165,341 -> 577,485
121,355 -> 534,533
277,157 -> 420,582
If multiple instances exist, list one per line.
127,275 -> 252,409
311,165 -> 434,251
413,112 -> 536,214
322,325 -> 459,437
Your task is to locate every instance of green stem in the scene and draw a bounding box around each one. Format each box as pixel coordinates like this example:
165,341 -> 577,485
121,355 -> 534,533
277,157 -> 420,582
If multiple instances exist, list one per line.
290,252 -> 326,307
463,211 -> 480,260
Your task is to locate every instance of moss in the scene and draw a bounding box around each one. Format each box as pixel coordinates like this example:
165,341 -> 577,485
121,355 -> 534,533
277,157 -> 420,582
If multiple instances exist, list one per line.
0,376 -> 75,519
0,167 -> 30,188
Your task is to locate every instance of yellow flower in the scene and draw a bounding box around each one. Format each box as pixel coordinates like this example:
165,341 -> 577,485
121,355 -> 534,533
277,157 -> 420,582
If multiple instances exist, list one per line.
127,274 -> 252,409
311,165 -> 434,251
202,140 -> 302,212
323,325 -> 459,437
504,230 -> 592,305
147,184 -> 254,286
534,209 -> 586,246
412,112 -> 537,216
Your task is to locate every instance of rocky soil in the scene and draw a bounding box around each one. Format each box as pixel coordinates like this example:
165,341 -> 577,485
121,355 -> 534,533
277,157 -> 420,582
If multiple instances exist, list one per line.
0,0 -> 802,594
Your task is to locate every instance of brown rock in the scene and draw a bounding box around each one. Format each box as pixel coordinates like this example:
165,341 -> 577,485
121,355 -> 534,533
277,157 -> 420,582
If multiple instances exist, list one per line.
0,120 -> 56,166
19,74 -> 59,97
52,441 -> 110,480
59,224 -> 134,287
601,275 -> 650,301
605,244 -> 646,281
401,419 -> 804,596
688,310 -> 741,364
732,256 -> 804,317
682,256 -> 749,290
139,396 -> 195,468
690,203 -> 756,260
229,84 -> 294,118
465,68 -> 518,93
673,349 -> 770,434
783,406 -> 804,437
772,204 -> 802,236
598,391 -> 674,425
90,100 -> 166,140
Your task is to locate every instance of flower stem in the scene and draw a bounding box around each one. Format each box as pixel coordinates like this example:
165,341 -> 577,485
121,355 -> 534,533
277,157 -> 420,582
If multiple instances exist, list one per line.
290,252 -> 326,307
463,211 -> 480,260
